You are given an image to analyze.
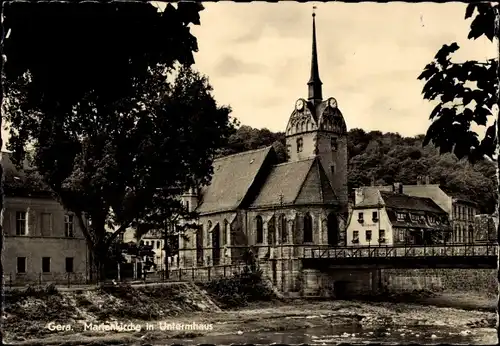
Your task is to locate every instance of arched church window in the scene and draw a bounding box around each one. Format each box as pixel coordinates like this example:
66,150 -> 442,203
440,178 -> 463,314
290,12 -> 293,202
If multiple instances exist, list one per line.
306,121 -> 311,131
279,214 -> 287,243
303,213 -> 313,243
295,123 -> 300,133
296,138 -> 303,153
223,219 -> 229,246
331,137 -> 338,151
327,213 -> 339,246
256,216 -> 263,244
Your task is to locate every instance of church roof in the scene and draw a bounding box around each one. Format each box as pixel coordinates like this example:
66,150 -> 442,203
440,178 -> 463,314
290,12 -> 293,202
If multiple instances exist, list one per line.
196,146 -> 274,215
249,157 -> 339,208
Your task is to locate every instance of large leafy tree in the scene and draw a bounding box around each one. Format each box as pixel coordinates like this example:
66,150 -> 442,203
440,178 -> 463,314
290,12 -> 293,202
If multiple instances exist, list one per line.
418,3 -> 498,164
1,2 -> 235,280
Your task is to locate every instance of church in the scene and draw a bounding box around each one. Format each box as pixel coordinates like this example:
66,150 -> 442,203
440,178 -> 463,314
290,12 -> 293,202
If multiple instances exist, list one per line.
178,12 -> 349,269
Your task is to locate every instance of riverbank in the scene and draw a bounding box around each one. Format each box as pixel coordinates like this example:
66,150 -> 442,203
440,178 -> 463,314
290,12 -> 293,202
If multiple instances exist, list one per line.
4,285 -> 498,346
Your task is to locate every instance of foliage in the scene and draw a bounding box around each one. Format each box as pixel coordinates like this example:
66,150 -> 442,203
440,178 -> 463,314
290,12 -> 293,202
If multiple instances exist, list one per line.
220,125 -> 287,162
203,267 -> 275,308
2,2 -> 236,279
218,125 -> 497,214
418,3 -> 498,163
346,129 -> 497,214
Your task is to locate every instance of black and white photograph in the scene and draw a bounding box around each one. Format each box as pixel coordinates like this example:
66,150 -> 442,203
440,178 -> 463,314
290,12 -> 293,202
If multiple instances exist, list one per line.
0,1 -> 498,345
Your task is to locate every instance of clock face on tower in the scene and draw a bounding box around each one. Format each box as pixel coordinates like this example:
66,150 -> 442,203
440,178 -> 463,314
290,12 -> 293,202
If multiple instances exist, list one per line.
328,98 -> 338,109
295,99 -> 305,111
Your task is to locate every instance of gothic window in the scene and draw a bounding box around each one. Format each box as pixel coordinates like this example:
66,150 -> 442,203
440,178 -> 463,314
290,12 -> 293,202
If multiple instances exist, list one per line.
303,213 -> 313,243
296,138 -> 303,153
256,216 -> 263,243
279,214 -> 287,243
331,137 -> 338,151
327,213 -> 339,246
223,219 -> 229,246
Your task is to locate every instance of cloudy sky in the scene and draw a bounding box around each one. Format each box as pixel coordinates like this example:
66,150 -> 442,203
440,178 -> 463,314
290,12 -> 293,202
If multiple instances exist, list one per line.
180,1 -> 497,137
1,2 -> 497,150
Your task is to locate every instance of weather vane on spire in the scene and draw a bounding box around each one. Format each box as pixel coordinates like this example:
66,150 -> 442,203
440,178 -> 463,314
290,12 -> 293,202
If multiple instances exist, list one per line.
312,5 -> 317,17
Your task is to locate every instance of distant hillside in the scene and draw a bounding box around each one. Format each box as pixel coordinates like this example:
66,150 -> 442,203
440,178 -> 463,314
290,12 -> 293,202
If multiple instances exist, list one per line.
221,126 -> 497,214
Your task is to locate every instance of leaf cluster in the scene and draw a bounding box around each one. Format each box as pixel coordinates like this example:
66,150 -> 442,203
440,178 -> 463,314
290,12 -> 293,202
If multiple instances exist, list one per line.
417,3 -> 499,162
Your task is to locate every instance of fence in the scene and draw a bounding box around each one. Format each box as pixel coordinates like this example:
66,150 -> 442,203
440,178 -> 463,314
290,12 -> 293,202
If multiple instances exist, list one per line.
3,272 -> 88,288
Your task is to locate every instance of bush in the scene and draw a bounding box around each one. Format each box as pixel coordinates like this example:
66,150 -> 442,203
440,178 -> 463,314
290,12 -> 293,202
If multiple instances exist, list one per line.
203,267 -> 275,308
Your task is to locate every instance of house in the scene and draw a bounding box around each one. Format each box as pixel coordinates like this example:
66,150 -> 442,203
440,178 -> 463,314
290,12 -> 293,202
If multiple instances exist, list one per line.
177,12 -> 349,268
1,152 -> 89,285
474,214 -> 497,243
367,178 -> 480,243
347,183 -> 452,246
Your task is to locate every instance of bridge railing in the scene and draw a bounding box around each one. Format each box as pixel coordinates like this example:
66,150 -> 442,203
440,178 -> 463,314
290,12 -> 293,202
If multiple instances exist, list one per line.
303,243 -> 499,259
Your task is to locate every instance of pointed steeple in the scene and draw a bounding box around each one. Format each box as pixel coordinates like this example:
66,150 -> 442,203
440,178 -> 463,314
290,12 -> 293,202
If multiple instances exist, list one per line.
308,7 -> 323,104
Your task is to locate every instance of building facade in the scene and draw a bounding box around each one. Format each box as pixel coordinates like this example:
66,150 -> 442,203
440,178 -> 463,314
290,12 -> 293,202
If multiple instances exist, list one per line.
177,12 -> 349,270
2,153 -> 89,285
360,180 -> 480,243
347,184 -> 452,246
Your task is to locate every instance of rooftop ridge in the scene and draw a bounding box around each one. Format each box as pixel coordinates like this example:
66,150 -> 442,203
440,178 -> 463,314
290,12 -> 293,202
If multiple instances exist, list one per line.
214,146 -> 272,162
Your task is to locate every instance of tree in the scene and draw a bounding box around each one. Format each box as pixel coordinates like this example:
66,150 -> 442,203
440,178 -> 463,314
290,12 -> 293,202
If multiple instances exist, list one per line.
133,193 -> 200,279
418,3 -> 498,164
2,2 -> 236,281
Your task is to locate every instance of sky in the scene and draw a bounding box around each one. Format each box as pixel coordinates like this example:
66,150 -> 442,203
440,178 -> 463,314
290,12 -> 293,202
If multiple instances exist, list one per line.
1,2 -> 497,150
167,1 -> 497,137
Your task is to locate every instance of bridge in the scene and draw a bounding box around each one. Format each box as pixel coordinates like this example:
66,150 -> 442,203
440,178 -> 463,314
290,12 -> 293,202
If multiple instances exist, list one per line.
300,243 -> 499,269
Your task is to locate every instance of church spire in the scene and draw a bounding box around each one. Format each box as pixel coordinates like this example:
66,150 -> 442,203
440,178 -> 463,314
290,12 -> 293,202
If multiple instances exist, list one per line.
308,6 -> 323,104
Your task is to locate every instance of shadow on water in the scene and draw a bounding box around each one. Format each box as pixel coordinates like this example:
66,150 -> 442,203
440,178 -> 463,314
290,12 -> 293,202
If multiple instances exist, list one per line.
163,324 -> 497,345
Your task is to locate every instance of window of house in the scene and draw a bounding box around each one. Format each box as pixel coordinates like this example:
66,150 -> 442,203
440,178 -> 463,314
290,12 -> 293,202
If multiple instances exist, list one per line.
16,211 -> 27,236
256,216 -> 263,243
352,230 -> 359,243
296,138 -> 303,153
331,137 -> 338,151
186,201 -> 190,211
41,213 -> 52,236
396,212 -> 406,221
372,211 -> 378,221
410,214 -> 419,222
358,212 -> 364,222
331,165 -> 335,175
17,257 -> 26,273
365,230 -> 372,242
64,214 -> 74,237
65,257 -> 74,273
156,241 -> 161,249
379,229 -> 386,242
42,257 -> 51,273
303,213 -> 313,243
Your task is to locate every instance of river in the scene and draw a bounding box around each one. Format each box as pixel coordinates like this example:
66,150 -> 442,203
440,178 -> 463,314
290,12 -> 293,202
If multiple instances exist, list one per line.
165,324 -> 498,345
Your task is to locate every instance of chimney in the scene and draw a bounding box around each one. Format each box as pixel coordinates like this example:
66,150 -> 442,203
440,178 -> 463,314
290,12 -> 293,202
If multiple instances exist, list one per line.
354,188 -> 364,205
425,175 -> 430,185
393,182 -> 403,194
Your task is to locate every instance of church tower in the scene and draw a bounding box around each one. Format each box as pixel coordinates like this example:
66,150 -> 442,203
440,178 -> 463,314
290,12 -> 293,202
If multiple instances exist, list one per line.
285,9 -> 348,208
